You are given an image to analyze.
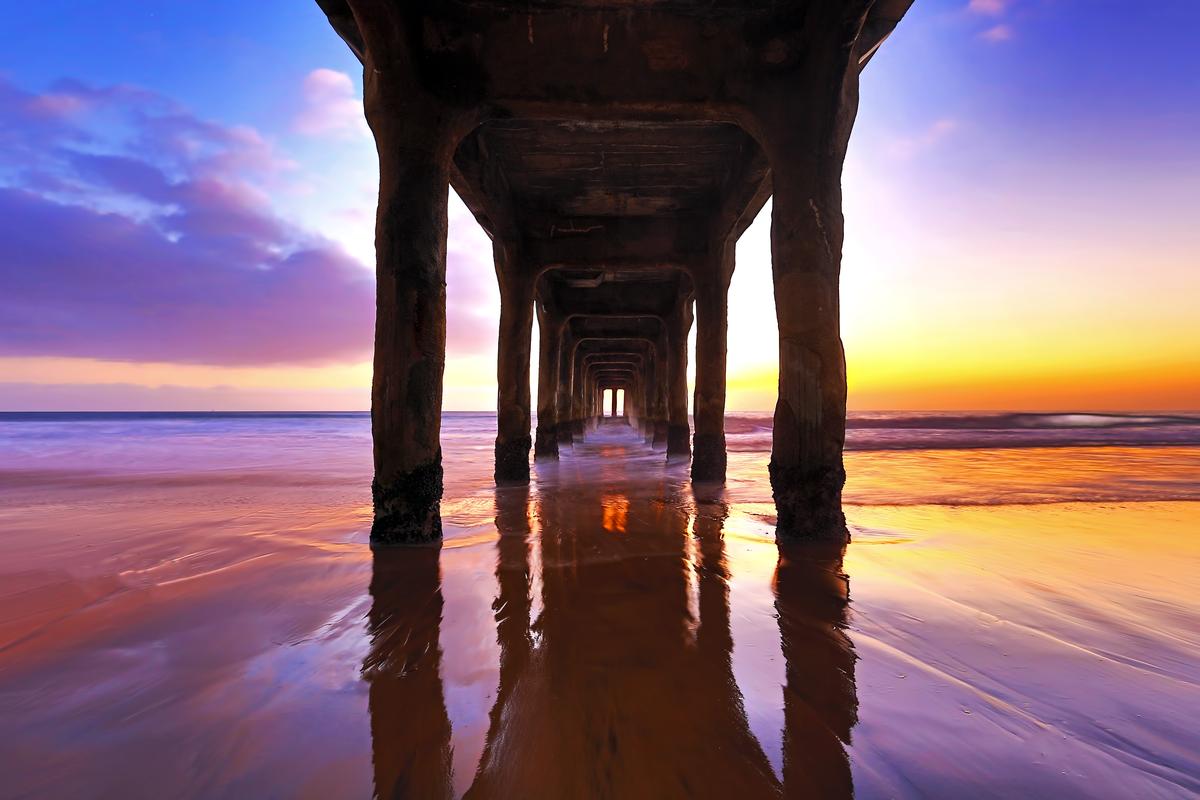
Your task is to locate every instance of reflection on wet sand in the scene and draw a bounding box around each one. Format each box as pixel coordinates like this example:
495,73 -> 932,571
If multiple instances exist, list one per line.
363,433 -> 857,798
775,539 -> 857,797
2,416 -> 1196,796
365,547 -> 453,799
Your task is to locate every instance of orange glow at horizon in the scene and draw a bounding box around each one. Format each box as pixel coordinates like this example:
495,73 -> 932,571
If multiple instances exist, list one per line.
5,187 -> 1197,414
721,182 -> 1200,413
724,341 -> 1200,412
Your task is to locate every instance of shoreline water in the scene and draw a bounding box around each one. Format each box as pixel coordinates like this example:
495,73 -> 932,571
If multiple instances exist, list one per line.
0,412 -> 1197,797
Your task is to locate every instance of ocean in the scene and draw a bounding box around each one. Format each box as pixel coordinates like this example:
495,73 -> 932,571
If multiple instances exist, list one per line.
0,411 -> 1197,797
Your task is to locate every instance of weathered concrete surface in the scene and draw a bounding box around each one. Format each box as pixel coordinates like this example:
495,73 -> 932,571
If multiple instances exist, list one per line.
319,0 -> 914,543
692,243 -> 733,482
666,299 -> 693,458
554,330 -> 575,446
533,301 -> 561,459
495,250 -> 534,484
362,52 -> 475,545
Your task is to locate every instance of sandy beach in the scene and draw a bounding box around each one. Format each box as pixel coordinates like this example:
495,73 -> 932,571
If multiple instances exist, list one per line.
0,412 -> 1197,798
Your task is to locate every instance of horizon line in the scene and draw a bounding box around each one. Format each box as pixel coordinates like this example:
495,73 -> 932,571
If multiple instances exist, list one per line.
2,409 -> 1198,415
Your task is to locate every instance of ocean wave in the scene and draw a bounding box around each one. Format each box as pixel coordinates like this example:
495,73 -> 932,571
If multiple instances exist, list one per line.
723,411 -> 1200,432
4,411 -> 1199,455
720,411 -> 1200,450
849,412 -> 1200,430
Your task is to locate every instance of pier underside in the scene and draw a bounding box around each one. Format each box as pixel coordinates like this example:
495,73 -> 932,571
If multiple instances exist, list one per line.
315,0 -> 914,543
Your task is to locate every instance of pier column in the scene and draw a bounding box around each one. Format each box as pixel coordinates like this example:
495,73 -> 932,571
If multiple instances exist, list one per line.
534,303 -> 561,460
495,251 -> 534,484
366,72 -> 473,544
692,245 -> 733,483
652,331 -> 670,448
584,379 -> 593,423
572,344 -> 588,437
755,20 -> 863,538
556,328 -> 575,446
666,299 -> 694,458
767,165 -> 848,536
640,351 -> 657,442
768,165 -> 844,534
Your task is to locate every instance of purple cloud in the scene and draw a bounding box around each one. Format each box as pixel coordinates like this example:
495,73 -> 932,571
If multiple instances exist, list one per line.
0,187 -> 372,365
0,77 -> 374,366
293,69 -> 368,139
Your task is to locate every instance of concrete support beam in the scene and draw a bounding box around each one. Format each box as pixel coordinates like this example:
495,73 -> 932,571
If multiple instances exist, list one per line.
571,347 -> 588,437
495,250 -> 534,484
637,349 -> 655,441
666,299 -> 693,458
754,5 -> 868,540
534,302 -> 561,460
651,331 -> 670,449
591,381 -> 603,426
319,0 -> 913,547
525,218 -> 708,274
581,346 -> 646,433
555,329 -> 575,446
692,242 -> 733,483
365,61 -> 476,545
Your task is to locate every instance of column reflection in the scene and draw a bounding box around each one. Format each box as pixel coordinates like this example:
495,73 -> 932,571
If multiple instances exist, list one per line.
363,469 -> 859,798
776,539 -> 858,799
363,545 -> 453,799
471,486 -> 533,789
464,480 -> 794,798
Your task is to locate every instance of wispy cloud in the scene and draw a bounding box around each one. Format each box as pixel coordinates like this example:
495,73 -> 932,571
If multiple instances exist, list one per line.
888,118 -> 961,160
980,24 -> 1014,42
967,0 -> 1015,42
0,77 -> 374,366
0,75 -> 502,367
967,0 -> 1008,15
293,68 -> 368,139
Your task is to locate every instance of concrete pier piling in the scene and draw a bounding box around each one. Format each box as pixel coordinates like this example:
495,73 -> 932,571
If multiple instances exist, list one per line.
316,0 -> 914,543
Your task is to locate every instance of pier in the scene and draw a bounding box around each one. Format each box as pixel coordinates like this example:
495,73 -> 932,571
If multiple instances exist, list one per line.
316,0 -> 914,543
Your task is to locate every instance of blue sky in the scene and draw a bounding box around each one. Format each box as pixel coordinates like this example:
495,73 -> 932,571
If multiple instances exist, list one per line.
1,0 -> 1197,410
1,2 -> 353,121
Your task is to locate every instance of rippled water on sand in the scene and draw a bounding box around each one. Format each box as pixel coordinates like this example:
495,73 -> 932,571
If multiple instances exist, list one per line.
0,413 -> 1197,798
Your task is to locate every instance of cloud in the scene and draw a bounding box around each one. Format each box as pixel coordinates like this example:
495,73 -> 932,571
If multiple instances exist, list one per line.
980,24 -> 1014,42
293,68 -> 368,139
0,186 -> 373,365
0,77 -> 374,366
0,75 -> 505,370
967,0 -> 1008,15
888,118 -> 961,160
966,0 -> 1014,42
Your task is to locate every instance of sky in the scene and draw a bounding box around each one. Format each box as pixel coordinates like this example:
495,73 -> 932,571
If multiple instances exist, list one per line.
0,0 -> 1197,412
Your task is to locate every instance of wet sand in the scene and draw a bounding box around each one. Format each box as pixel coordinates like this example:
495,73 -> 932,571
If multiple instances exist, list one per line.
0,416 -> 1197,798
